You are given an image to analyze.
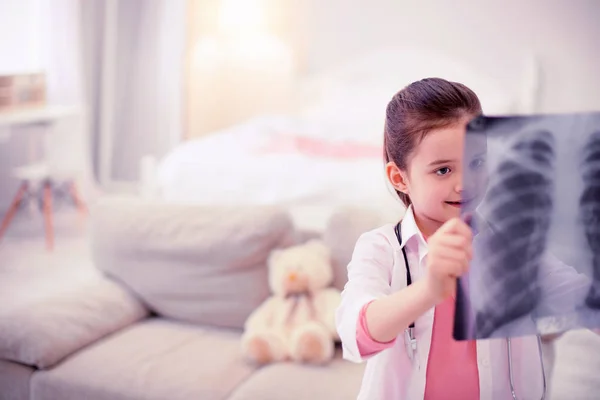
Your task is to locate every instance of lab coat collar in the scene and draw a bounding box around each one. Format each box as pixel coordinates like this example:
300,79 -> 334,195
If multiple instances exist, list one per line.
400,204 -> 428,253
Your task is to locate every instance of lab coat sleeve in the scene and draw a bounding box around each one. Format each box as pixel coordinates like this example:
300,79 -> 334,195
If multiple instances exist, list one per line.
335,229 -> 395,363
535,252 -> 590,317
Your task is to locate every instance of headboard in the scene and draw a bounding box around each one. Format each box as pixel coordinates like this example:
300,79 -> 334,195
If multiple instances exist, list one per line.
294,46 -> 541,118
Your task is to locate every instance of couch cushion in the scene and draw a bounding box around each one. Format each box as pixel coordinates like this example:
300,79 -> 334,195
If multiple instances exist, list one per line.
0,360 -> 33,400
0,277 -> 147,369
91,198 -> 295,329
227,348 -> 365,400
30,318 -> 257,400
324,207 -> 395,291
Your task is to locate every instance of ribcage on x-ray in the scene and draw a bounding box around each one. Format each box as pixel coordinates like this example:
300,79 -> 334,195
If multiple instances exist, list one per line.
475,130 -> 555,337
581,131 -> 600,309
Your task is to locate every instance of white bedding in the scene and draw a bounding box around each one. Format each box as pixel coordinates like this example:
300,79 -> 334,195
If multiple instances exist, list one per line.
156,116 -> 404,230
155,46 -> 531,231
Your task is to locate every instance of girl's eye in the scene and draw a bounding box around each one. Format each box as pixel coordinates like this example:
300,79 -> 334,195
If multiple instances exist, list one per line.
435,167 -> 451,176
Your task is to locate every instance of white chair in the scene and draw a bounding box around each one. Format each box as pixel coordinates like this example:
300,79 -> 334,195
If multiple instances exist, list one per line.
0,108 -> 88,251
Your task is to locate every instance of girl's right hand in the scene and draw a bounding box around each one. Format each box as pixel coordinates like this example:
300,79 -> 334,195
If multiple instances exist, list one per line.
425,217 -> 473,303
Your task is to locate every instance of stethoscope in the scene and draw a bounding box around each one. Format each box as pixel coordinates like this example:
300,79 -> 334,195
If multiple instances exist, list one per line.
394,222 -> 547,400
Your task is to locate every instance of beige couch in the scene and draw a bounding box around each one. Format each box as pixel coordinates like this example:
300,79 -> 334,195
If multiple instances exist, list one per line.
0,198 -> 389,400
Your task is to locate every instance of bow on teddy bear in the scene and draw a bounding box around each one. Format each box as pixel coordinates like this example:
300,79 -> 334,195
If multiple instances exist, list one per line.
241,239 -> 341,365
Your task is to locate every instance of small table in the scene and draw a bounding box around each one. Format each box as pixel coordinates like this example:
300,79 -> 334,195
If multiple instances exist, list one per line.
0,105 -> 81,145
0,104 -> 80,127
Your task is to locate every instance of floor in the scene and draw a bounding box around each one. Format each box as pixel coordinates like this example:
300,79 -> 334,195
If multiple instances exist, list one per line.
0,208 -> 100,306
1,208 -> 600,399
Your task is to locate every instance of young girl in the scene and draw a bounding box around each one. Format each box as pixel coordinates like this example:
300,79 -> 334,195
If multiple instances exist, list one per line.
335,78 -> 595,400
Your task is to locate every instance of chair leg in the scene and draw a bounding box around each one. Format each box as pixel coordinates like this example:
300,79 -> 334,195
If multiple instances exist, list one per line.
43,181 -> 54,251
68,182 -> 88,216
68,182 -> 88,232
0,182 -> 28,244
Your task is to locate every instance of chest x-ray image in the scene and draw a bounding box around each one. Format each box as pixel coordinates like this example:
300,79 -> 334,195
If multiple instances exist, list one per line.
453,112 -> 600,341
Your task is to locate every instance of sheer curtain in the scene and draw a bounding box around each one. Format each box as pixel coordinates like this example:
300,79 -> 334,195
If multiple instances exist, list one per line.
38,0 -> 96,197
82,0 -> 186,189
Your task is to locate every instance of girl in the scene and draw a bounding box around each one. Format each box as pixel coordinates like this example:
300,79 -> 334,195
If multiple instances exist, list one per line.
335,78 -> 595,400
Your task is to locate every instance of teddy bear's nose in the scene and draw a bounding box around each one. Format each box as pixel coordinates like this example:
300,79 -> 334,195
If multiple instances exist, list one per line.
288,271 -> 297,282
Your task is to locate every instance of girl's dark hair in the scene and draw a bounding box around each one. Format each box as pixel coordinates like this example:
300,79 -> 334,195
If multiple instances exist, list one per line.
384,77 -> 482,206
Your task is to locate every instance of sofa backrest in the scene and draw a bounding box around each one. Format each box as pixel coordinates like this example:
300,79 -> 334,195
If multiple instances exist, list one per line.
323,207 -> 390,291
91,197 -> 296,330
90,197 -> 392,330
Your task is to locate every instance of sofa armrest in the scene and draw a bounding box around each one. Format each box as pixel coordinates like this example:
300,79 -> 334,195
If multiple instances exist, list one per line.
0,277 -> 148,369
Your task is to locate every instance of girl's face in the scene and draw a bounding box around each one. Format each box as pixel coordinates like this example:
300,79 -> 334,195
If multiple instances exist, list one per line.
387,118 -> 488,236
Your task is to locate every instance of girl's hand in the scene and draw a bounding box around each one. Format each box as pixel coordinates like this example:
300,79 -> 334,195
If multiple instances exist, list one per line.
541,332 -> 564,343
425,217 -> 473,304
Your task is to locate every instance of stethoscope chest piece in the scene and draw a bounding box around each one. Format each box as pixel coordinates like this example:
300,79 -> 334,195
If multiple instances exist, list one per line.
404,327 -> 417,361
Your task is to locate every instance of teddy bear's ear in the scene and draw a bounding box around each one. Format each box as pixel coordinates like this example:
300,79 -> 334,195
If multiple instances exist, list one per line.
304,239 -> 331,259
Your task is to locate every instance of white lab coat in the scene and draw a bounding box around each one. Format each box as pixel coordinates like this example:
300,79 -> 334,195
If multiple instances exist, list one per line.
335,205 -> 591,400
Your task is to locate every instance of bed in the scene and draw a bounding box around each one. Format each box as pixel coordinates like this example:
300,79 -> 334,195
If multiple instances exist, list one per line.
151,46 -> 541,231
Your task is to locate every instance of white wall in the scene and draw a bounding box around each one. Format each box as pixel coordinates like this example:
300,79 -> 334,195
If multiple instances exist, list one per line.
1,0 -> 599,211
0,0 -> 43,75
301,0 -> 600,113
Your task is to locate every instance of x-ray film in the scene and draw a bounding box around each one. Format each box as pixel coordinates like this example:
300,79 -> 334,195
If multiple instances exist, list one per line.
453,112 -> 600,340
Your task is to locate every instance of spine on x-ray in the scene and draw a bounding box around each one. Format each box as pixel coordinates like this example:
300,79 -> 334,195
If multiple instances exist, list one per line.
581,131 -> 600,309
475,130 -> 555,338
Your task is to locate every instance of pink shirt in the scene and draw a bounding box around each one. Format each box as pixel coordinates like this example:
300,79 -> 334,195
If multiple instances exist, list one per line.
356,234 -> 480,399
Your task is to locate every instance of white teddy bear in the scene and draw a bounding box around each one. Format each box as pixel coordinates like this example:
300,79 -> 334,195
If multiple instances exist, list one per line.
241,239 -> 341,365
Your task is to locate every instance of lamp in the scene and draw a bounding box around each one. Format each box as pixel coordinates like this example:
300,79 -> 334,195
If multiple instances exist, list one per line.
187,0 -> 294,138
